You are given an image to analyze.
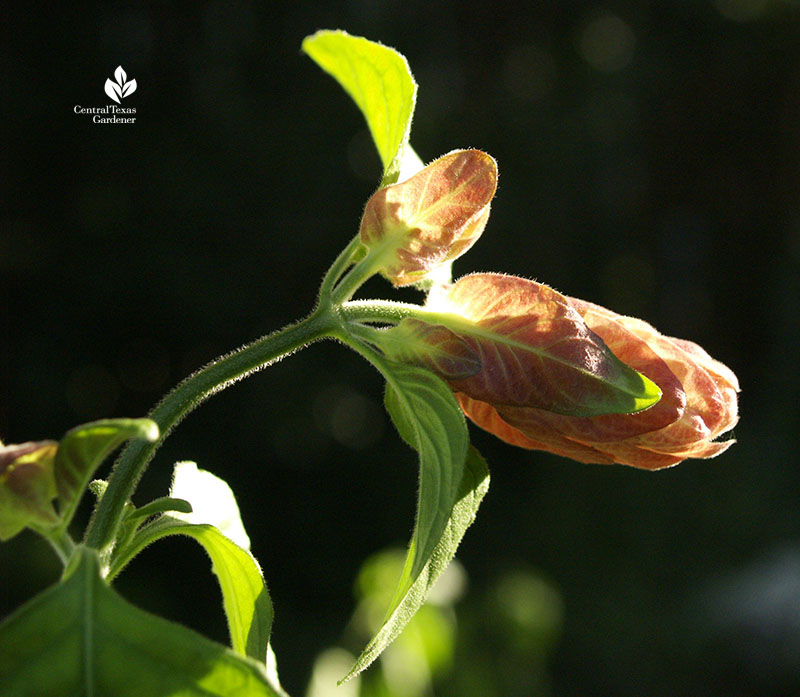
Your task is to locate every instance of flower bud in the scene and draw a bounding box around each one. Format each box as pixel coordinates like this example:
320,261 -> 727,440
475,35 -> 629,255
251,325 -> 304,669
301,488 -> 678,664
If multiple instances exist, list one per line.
359,149 -> 497,286
0,440 -> 59,540
456,293 -> 740,470
423,273 -> 663,418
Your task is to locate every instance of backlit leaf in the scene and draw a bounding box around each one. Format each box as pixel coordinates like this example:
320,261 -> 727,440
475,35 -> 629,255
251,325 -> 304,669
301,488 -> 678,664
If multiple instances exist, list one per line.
169,461 -> 251,551
302,30 -> 417,185
344,444 -> 489,681
108,462 -> 273,666
112,518 -> 274,666
0,441 -> 59,540
342,356 -> 487,678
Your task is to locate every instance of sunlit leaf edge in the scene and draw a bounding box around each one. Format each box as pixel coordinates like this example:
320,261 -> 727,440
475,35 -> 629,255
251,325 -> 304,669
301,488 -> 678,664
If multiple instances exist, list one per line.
302,29 -> 418,184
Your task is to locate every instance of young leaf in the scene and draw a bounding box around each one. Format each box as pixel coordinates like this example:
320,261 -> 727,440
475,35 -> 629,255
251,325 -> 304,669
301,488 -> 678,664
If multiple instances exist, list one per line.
54,418 -> 158,531
169,461 -> 251,550
302,30 -> 417,185
343,445 -> 490,681
342,356 -> 484,678
123,496 -> 193,522
108,462 -> 272,666
0,547 -> 287,697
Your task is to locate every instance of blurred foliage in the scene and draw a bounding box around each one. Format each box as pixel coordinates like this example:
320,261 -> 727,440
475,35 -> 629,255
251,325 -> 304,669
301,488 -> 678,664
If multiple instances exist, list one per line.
306,548 -> 563,697
3,1 -> 800,695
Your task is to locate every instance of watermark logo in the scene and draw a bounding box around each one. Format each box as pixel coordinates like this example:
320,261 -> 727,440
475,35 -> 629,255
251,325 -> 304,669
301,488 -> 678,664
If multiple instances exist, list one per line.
74,65 -> 137,124
104,66 -> 137,104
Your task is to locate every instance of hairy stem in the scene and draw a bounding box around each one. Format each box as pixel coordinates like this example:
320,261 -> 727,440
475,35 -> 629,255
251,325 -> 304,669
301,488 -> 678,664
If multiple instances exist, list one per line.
330,246 -> 392,304
317,234 -> 363,302
84,308 -> 339,554
340,299 -> 439,324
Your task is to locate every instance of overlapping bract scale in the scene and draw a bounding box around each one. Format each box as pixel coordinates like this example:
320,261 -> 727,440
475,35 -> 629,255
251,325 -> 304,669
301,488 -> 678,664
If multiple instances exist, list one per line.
432,274 -> 661,417
454,291 -> 739,470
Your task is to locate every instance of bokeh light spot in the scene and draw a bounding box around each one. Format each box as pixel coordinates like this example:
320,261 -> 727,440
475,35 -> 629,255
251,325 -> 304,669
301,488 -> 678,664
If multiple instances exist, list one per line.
313,384 -> 384,450
579,12 -> 636,72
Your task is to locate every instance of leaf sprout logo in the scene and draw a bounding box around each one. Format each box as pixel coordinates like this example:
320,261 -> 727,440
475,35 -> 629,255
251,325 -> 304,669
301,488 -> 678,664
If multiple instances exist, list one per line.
104,66 -> 137,104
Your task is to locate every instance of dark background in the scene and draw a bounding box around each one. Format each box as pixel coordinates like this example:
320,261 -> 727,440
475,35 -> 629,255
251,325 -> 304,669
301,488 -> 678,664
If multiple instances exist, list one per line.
3,2 -> 800,695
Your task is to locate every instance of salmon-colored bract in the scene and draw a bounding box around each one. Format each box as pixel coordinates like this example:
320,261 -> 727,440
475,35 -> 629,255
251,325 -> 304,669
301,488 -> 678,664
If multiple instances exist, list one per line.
449,282 -> 740,469
359,149 -> 498,286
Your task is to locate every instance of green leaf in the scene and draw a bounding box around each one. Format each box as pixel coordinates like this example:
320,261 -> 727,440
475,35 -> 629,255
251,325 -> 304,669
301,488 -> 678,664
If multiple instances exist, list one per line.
0,547 -> 287,697
54,418 -> 159,531
302,30 -> 417,185
342,356 -> 487,679
384,364 -> 469,591
123,496 -> 193,522
114,518 -> 273,666
109,463 -> 273,666
168,461 -> 251,551
344,445 -> 490,682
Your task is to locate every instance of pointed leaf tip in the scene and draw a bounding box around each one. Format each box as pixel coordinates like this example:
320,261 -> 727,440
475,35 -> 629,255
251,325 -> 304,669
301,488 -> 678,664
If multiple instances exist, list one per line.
344,444 -> 489,681
340,357 -> 487,679
302,30 -> 417,184
631,372 -> 662,412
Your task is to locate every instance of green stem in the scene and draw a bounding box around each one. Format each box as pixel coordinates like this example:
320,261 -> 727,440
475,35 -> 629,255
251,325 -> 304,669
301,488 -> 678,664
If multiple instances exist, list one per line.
317,234 -> 363,302
330,247 -> 390,304
39,528 -> 76,567
344,322 -> 388,347
84,308 -> 339,553
340,298 -> 443,325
